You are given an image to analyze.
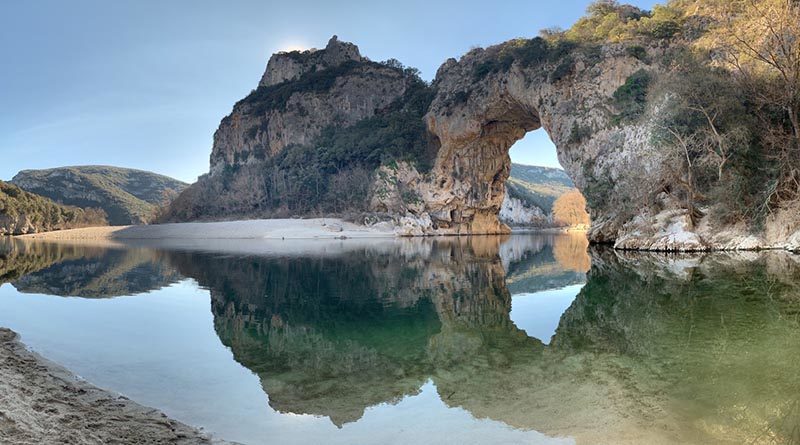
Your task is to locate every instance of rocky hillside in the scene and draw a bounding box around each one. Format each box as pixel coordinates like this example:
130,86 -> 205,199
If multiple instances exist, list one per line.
12,166 -> 187,225
166,1 -> 800,251
0,181 -> 107,236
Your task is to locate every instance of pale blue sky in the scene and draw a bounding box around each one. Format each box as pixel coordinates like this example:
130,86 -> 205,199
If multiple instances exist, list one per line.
0,0 -> 657,183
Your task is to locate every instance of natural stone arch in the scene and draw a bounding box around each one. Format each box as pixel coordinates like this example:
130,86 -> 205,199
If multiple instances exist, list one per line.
175,36 -> 671,246
393,44 -> 647,238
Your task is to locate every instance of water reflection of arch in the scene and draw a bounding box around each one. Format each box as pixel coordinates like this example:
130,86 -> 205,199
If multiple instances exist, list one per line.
172,239 -> 800,444
161,236 -> 581,428
165,237 -> 463,426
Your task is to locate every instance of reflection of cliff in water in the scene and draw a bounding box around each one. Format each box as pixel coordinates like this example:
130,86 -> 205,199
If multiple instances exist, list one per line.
162,235 -> 591,433
0,238 -> 88,283
167,236 -> 519,426
552,250 -> 800,445
502,233 -> 589,294
173,239 -> 800,444
0,239 -> 181,297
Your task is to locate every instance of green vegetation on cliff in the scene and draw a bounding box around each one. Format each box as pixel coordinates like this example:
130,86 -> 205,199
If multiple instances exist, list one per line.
552,0 -> 800,232
12,166 -> 187,225
240,59 -> 423,116
0,181 -> 107,236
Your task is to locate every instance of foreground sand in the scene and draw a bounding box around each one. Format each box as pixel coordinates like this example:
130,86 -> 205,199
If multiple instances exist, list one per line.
17,218 -> 394,241
0,328 -> 226,445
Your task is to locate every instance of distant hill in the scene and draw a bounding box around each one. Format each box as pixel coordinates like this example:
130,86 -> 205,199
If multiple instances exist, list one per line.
506,164 -> 574,214
0,181 -> 107,236
12,166 -> 188,225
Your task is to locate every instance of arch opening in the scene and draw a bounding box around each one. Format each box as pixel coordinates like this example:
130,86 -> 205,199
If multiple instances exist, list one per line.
502,128 -> 591,230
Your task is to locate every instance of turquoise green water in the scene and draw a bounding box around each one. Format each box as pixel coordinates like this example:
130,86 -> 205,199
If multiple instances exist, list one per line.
0,235 -> 798,444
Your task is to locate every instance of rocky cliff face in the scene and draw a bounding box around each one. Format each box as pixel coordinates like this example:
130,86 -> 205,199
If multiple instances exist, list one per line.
208,36 -> 410,176
420,43 -> 645,235
366,40 -> 649,237
258,36 -> 362,88
499,194 -> 548,227
165,36 -> 429,220
169,26 -> 800,251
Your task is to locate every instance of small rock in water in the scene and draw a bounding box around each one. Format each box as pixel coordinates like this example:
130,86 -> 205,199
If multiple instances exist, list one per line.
326,223 -> 343,232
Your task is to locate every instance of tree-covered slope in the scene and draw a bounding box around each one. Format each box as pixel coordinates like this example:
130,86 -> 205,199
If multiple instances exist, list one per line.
12,166 -> 187,225
0,181 -> 107,236
506,164 -> 574,214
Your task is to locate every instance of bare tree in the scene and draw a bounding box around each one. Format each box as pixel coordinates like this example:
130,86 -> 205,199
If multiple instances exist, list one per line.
706,0 -> 800,198
656,123 -> 706,225
686,101 -> 750,181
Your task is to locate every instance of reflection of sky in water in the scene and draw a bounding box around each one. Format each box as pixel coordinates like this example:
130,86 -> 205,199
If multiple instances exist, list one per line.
510,284 -> 583,345
0,281 -> 573,445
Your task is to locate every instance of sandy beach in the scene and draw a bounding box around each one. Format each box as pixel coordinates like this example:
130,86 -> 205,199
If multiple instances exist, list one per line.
16,218 -> 396,241
0,328 -> 227,445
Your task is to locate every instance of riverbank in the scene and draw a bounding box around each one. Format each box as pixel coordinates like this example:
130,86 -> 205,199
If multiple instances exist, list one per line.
16,218 -> 395,241
14,218 -> 798,253
0,328 -> 226,445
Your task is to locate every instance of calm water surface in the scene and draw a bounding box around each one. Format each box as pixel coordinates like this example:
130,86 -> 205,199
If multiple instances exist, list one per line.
0,234 -> 798,445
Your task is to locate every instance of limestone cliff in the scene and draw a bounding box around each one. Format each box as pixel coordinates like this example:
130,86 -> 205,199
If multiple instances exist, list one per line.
167,1 -> 800,251
209,36 -> 409,175
500,194 -> 548,227
166,36 -> 428,220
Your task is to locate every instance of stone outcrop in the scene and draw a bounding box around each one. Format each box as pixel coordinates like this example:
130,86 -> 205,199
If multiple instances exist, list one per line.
413,43 -> 647,236
258,36 -> 362,87
208,36 -> 410,176
499,194 -> 548,227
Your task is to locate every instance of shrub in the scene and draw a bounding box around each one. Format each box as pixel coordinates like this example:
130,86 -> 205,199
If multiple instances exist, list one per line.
648,20 -> 681,39
626,45 -> 647,61
549,57 -> 575,82
473,37 -> 576,80
564,1 -> 684,44
612,69 -> 652,124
